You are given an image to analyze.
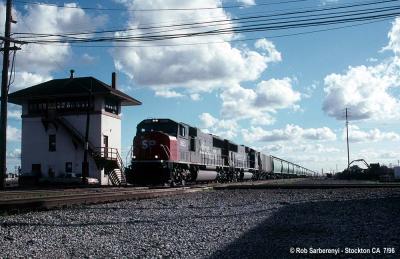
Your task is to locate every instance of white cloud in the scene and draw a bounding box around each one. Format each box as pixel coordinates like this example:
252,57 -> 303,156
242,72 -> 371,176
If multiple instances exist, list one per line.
199,113 -> 218,128
317,17 -> 400,171
221,83 -> 257,119
254,78 -> 300,109
8,110 -> 21,119
199,113 -> 238,139
221,78 -> 301,125
345,125 -> 400,143
7,148 -> 21,159
313,144 -> 340,153
261,143 -> 340,154
112,1 -> 281,95
190,93 -> 201,101
254,39 -> 282,63
11,72 -> 52,91
155,89 -> 184,98
15,3 -> 106,73
262,143 -> 284,152
321,0 -> 339,5
302,127 -> 337,141
323,61 -> 400,120
237,0 -> 256,6
8,104 -> 21,120
81,53 -> 96,64
7,126 -> 21,142
0,2 -> 107,90
323,17 -> 400,121
384,18 -> 400,55
367,57 -> 378,63
303,82 -> 318,98
242,124 -> 336,143
357,148 -> 400,165
112,1 -> 292,126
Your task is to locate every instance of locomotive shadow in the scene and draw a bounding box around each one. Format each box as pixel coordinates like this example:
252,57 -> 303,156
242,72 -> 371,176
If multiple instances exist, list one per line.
209,196 -> 400,259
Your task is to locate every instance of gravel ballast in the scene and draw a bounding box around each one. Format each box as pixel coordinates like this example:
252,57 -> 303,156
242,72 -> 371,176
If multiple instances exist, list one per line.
1,187 -> 400,258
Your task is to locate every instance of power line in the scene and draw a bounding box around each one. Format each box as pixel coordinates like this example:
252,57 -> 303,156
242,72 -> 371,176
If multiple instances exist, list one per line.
22,18 -> 66,72
18,9 -> 400,44
14,0 -> 312,12
13,0 -> 400,39
9,0 -> 399,52
12,0 -> 382,38
14,5 -> 400,44
26,17 -> 393,48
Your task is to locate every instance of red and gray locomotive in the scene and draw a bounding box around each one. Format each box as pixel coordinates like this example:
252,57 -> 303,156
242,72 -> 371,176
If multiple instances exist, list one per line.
128,118 -> 314,185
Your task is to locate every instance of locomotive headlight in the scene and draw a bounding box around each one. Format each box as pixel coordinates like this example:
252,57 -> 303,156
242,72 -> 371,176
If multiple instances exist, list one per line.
155,155 -> 159,159
133,155 -> 136,159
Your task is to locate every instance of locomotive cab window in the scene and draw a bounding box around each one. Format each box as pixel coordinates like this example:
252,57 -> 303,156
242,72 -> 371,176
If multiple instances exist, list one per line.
179,124 -> 186,137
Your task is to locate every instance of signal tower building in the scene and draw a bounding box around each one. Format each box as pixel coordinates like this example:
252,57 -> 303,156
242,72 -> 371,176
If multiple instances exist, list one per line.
8,72 -> 141,185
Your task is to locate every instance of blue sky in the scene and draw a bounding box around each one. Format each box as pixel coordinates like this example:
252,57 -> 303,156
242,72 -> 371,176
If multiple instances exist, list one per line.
3,0 -> 400,173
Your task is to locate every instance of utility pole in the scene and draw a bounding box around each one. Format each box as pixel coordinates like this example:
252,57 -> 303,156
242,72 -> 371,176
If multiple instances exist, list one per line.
0,0 -> 13,189
82,77 -> 92,184
345,108 -> 350,170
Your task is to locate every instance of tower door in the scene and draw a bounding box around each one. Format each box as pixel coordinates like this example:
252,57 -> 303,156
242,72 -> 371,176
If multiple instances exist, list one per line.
32,164 -> 42,177
103,135 -> 109,158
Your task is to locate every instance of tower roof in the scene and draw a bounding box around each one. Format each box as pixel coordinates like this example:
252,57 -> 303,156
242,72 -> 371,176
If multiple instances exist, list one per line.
8,76 -> 142,106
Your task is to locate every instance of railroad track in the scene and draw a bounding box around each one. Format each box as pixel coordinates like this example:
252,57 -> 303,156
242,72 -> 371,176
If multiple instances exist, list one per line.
209,178 -> 400,189
0,186 -> 210,213
1,179 -> 400,213
214,182 -> 400,190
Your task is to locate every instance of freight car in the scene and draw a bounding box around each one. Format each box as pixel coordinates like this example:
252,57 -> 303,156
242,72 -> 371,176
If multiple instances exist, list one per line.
127,118 -> 315,185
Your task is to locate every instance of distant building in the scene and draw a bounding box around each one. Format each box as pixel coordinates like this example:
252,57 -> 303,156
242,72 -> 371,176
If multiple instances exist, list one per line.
8,72 -> 141,185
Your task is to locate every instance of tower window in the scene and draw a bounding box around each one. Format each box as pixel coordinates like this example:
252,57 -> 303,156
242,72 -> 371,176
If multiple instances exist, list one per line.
49,134 -> 56,152
105,98 -> 119,114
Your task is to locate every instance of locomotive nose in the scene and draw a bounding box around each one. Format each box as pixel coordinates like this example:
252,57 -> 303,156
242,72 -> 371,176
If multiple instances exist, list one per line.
133,132 -> 174,161
130,130 -> 178,184
140,138 -> 156,149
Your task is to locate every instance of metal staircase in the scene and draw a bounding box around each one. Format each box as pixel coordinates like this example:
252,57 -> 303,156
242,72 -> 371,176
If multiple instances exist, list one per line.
109,169 -> 126,186
93,147 -> 127,186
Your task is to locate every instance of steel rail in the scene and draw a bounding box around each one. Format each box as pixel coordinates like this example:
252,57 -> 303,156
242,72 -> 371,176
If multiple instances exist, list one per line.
214,182 -> 400,190
0,187 -> 208,212
2,180 -> 400,213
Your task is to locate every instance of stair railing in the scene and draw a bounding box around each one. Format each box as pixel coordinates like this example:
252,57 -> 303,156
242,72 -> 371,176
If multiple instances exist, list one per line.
115,149 -> 127,185
55,116 -> 96,153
